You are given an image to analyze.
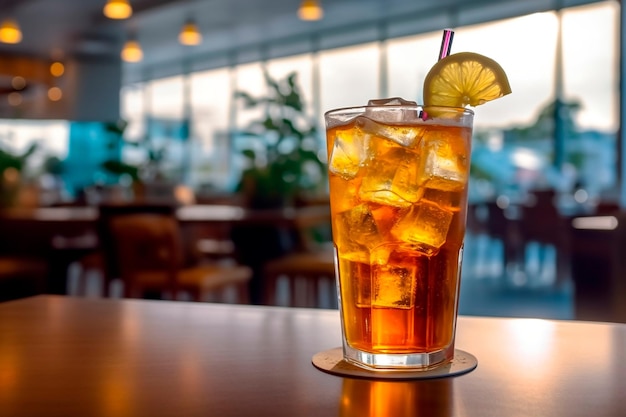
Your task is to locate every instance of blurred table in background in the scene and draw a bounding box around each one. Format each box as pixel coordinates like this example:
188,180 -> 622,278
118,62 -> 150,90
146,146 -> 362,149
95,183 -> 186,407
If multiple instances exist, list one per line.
0,204 -> 331,302
0,206 -> 99,296
178,204 -> 332,304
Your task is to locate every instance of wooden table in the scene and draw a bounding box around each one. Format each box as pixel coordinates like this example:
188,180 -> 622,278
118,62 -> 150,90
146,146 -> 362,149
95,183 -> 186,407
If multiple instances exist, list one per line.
0,205 -> 330,299
1,296 -> 624,417
0,204 -> 330,226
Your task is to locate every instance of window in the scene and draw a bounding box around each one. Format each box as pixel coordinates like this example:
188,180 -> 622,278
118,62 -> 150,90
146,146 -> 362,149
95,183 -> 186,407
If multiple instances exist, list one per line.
319,42 -> 381,112
561,1 -> 619,198
234,62 -> 266,130
387,32 -> 441,103
144,75 -> 187,180
120,83 -> 145,142
189,68 -> 233,190
266,53 -> 315,118
0,119 -> 68,180
451,12 -> 559,129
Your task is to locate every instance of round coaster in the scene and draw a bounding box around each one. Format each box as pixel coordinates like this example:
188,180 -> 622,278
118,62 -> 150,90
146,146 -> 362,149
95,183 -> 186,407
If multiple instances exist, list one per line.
312,347 -> 477,380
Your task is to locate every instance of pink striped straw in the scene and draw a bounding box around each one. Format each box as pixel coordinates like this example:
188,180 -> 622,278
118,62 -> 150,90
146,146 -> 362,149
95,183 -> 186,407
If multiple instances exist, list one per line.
438,29 -> 454,60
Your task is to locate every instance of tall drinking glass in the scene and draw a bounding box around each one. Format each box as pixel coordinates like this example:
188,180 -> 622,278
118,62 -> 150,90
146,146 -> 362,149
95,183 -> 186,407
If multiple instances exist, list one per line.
324,103 -> 474,370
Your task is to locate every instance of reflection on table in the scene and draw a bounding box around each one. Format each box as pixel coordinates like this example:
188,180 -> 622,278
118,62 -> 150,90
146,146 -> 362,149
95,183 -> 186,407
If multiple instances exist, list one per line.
0,295 -> 624,417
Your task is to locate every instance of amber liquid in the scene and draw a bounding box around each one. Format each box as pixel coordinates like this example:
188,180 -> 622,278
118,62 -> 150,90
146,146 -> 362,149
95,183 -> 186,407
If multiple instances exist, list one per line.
327,118 -> 471,354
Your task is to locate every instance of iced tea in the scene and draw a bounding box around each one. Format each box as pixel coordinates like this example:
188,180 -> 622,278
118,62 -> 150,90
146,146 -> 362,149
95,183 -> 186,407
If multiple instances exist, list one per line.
325,102 -> 473,369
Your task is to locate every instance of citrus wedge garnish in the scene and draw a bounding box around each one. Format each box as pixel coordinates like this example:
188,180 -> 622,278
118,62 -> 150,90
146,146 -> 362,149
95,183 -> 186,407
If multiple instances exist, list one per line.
423,52 -> 511,108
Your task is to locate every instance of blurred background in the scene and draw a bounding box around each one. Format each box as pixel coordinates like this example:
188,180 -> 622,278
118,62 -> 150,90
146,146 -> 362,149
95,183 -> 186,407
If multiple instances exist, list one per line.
1,0 -> 624,323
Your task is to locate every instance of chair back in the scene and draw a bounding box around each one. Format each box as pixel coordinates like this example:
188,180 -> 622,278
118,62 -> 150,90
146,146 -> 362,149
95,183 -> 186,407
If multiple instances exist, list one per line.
108,213 -> 183,297
97,204 -> 176,283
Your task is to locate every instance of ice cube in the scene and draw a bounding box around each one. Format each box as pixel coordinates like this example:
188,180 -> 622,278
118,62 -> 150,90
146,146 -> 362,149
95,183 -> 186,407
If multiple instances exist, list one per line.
337,205 -> 404,266
421,188 -> 463,212
325,109 -> 360,129
371,245 -> 423,309
334,204 -> 384,259
391,200 -> 453,256
355,116 -> 425,147
328,125 -> 370,179
337,204 -> 399,265
366,97 -> 419,123
337,258 -> 372,307
367,97 -> 417,107
369,244 -> 393,267
359,139 -> 424,208
370,204 -> 401,238
329,175 -> 360,213
418,132 -> 469,192
338,250 -> 370,265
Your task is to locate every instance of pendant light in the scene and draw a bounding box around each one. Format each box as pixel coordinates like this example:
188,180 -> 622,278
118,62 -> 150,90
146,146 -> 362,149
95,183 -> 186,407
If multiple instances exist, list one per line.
48,87 -> 63,102
0,18 -> 22,44
121,38 -> 143,62
298,0 -> 323,21
50,62 -> 65,77
103,0 -> 133,20
178,18 -> 202,45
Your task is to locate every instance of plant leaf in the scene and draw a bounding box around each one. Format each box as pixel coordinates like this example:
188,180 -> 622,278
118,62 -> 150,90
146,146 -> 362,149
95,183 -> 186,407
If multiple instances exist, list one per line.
241,149 -> 257,160
234,91 -> 259,108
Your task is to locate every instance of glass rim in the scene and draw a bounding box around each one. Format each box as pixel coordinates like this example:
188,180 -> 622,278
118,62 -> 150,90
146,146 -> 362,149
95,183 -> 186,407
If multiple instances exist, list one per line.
324,104 -> 474,118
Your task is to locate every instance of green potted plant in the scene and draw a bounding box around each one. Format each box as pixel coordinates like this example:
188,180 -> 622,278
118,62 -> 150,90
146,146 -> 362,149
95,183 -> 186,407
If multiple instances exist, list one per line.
101,120 -> 140,183
101,120 -> 176,202
0,142 -> 38,207
234,71 -> 326,209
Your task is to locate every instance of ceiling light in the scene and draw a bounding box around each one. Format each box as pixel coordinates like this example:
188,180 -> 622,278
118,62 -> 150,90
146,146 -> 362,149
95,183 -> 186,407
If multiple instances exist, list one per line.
103,0 -> 132,20
7,92 -> 22,107
48,87 -> 63,102
121,39 -> 143,62
0,18 -> 22,44
298,0 -> 323,21
179,19 -> 202,46
50,62 -> 65,77
11,76 -> 26,90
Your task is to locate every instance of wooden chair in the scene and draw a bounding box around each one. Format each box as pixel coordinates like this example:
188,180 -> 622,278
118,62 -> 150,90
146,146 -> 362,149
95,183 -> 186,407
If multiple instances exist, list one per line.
0,213 -> 50,301
262,245 -> 337,308
519,190 -> 571,288
261,205 -> 337,308
71,203 -> 177,297
108,213 -> 252,303
0,255 -> 48,302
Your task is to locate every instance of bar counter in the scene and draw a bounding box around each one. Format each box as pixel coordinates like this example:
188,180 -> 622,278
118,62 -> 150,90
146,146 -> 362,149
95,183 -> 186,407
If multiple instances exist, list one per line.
0,295 -> 624,417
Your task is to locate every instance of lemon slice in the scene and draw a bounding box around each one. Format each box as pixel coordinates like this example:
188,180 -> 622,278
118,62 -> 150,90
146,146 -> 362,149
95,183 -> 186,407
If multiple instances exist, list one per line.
423,52 -> 511,108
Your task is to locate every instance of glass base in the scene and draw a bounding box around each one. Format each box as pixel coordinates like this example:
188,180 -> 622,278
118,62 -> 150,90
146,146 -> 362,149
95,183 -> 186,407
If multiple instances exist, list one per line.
343,343 -> 455,371
312,347 -> 477,379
